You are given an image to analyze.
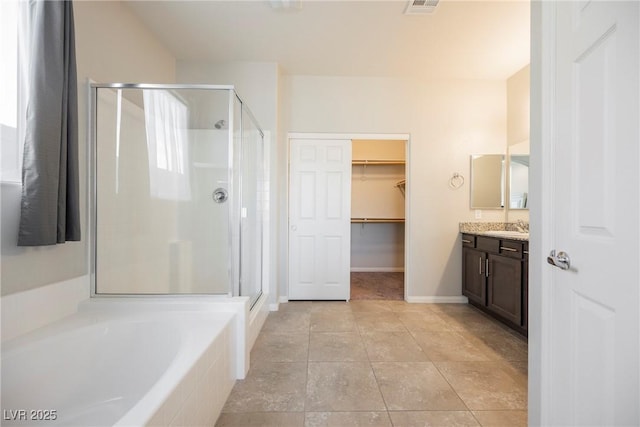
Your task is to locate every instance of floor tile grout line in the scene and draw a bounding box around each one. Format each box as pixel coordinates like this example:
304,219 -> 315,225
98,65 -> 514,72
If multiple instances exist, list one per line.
435,370 -> 474,413
354,303 -> 393,416
303,309 -> 311,416
468,407 -> 485,426
422,328 -> 477,415
369,363 -> 392,413
431,359 -> 517,417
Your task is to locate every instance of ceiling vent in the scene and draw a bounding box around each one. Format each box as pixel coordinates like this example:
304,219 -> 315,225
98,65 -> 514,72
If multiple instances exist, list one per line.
404,0 -> 440,15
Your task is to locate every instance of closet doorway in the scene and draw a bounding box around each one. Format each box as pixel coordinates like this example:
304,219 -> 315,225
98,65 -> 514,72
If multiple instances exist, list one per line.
288,133 -> 409,301
351,139 -> 406,300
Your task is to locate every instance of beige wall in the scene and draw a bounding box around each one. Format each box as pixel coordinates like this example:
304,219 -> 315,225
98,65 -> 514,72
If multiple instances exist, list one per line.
507,65 -> 530,146
281,75 -> 507,298
506,64 -> 530,221
1,1 -> 176,296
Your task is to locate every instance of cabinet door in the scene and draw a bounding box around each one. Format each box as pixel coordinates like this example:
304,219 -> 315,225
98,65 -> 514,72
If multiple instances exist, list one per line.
462,248 -> 486,305
522,249 -> 528,330
487,254 -> 522,325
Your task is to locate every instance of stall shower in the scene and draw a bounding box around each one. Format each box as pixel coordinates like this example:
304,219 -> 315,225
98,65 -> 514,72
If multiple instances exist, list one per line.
90,84 -> 265,306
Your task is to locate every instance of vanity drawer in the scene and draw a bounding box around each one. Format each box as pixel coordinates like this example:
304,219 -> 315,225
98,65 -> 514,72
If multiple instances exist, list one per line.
461,234 -> 476,248
476,236 -> 500,253
499,240 -> 524,259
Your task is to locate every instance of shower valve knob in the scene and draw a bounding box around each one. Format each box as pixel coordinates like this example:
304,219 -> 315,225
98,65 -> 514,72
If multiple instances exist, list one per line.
212,188 -> 228,204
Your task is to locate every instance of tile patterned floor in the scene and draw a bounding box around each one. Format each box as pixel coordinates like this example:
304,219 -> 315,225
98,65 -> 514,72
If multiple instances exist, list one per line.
216,301 -> 528,427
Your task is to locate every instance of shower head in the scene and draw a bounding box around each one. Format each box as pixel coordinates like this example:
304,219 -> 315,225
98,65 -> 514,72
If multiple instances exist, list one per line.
214,119 -> 227,130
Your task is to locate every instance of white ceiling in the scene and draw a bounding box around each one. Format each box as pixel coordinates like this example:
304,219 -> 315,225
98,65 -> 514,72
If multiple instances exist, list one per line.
124,0 -> 530,80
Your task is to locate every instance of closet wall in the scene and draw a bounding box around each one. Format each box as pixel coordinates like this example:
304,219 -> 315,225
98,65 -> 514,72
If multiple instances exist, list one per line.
351,139 -> 406,272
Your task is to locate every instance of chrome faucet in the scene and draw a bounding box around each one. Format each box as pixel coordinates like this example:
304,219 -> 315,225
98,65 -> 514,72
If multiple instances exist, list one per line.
515,219 -> 529,233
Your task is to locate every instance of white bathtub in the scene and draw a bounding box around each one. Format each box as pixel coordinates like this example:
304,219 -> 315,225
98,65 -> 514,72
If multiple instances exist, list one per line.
1,299 -> 243,426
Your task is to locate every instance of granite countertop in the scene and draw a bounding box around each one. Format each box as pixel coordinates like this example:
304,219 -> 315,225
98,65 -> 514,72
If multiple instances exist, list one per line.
459,222 -> 529,241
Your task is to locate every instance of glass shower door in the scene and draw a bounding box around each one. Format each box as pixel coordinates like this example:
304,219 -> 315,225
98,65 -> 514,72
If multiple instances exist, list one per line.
238,100 -> 264,306
93,86 -> 233,295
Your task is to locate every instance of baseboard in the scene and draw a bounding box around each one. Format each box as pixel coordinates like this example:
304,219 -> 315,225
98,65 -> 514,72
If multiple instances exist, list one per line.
350,267 -> 405,273
405,296 -> 469,304
275,294 -> 466,304
269,303 -> 279,311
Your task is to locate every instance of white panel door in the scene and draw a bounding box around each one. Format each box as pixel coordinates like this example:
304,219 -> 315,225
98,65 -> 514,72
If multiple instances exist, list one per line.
544,1 -> 639,425
289,138 -> 351,300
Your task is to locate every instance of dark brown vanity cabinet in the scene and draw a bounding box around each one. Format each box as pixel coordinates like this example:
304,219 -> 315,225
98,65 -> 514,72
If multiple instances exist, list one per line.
461,235 -> 486,305
487,253 -> 522,324
461,233 -> 527,334
523,242 -> 529,330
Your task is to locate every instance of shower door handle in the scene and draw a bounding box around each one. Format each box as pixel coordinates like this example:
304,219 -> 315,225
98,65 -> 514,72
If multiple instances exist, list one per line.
212,188 -> 228,204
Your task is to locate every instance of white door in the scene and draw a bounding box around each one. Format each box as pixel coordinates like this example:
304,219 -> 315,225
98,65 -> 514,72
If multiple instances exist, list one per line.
288,138 -> 352,300
542,1 -> 639,425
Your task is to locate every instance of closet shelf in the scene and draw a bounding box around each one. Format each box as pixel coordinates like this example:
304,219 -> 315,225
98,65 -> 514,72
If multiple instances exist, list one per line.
352,160 -> 405,165
351,218 -> 405,223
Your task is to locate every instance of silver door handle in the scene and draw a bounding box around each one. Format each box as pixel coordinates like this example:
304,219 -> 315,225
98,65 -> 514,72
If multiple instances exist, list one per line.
547,250 -> 571,270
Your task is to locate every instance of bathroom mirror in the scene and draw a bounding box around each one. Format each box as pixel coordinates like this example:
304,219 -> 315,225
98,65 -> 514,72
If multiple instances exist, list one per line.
470,154 -> 505,209
509,155 -> 529,209
508,140 -> 530,210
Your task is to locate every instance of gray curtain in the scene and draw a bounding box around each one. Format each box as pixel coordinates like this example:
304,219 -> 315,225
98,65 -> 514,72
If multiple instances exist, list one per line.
18,0 -> 80,246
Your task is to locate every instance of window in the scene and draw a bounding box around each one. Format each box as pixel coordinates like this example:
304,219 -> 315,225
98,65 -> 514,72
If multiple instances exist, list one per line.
1,1 -> 27,183
1,1 -> 19,182
143,90 -> 191,201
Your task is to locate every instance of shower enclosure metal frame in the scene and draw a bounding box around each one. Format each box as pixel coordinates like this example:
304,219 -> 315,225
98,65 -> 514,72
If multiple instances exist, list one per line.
88,83 -> 265,305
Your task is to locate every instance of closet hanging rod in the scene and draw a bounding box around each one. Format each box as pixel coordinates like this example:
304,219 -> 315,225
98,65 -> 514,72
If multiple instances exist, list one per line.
352,160 -> 405,165
351,218 -> 405,223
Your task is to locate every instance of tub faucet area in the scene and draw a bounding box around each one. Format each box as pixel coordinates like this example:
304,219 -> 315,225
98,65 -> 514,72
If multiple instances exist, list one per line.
515,219 -> 529,233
